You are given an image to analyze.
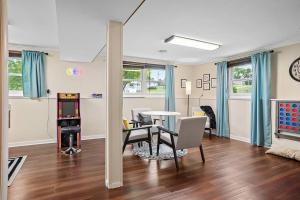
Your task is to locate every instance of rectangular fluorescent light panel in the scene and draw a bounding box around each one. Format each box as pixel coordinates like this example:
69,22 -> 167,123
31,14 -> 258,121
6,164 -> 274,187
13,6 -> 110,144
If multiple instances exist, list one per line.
165,35 -> 220,50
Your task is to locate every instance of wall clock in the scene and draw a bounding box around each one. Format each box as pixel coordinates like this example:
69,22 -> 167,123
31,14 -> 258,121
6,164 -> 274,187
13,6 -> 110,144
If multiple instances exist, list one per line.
289,57 -> 300,82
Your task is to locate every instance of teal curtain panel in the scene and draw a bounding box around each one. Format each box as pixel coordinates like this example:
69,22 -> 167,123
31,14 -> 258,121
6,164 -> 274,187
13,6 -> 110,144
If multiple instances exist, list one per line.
22,50 -> 46,98
216,61 -> 230,137
164,65 -> 176,131
250,52 -> 271,147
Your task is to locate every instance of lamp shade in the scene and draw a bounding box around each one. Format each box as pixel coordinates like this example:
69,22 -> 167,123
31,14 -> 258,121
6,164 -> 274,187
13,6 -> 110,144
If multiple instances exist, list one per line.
185,81 -> 192,95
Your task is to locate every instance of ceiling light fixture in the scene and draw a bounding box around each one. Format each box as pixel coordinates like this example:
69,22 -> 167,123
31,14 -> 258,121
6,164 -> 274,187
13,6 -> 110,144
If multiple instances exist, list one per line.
164,35 -> 220,50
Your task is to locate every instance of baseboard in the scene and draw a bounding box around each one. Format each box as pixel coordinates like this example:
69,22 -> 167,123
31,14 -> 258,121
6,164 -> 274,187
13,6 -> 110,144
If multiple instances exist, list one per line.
105,180 -> 123,189
9,134 -> 106,148
9,139 -> 55,148
230,134 -> 250,143
82,134 -> 105,140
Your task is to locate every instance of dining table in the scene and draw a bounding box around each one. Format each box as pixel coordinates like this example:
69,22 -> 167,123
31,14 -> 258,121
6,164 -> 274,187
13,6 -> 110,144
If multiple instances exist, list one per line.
140,110 -> 181,127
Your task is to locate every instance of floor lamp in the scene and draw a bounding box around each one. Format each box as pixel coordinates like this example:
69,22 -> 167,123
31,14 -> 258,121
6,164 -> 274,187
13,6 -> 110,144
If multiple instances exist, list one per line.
186,81 -> 192,116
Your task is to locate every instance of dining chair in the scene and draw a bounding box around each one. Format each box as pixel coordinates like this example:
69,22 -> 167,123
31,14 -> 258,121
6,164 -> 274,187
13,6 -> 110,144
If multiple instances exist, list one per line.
122,120 -> 153,155
131,108 -> 163,127
131,108 -> 162,137
157,116 -> 207,170
131,108 -> 152,127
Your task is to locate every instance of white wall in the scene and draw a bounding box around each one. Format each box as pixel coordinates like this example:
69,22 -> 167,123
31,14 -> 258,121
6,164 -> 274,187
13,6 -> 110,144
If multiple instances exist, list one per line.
182,43 -> 300,145
8,43 -> 300,147
8,49 -> 198,146
8,50 -> 107,146
270,43 -> 300,150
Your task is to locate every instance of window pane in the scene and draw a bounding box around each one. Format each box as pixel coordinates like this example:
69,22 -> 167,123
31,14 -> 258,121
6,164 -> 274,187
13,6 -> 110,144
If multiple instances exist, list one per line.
231,63 -> 252,95
9,75 -> 23,91
232,80 -> 252,94
8,59 -> 23,94
147,81 -> 165,94
145,68 -> 165,95
8,59 -> 22,74
232,64 -> 252,80
123,81 -> 142,94
123,68 -> 142,80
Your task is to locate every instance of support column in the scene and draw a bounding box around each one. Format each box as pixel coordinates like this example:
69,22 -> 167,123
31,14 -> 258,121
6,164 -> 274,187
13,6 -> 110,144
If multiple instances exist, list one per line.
0,0 -> 8,199
105,21 -> 123,189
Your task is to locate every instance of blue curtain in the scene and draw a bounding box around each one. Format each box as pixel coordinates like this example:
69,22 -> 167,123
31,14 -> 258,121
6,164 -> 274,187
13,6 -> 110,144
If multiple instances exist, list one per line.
216,61 -> 230,137
165,65 -> 176,131
22,50 -> 46,98
250,52 -> 271,147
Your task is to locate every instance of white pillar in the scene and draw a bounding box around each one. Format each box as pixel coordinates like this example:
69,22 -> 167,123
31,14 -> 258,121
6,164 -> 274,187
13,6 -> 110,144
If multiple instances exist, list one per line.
105,20 -> 123,189
0,0 -> 8,199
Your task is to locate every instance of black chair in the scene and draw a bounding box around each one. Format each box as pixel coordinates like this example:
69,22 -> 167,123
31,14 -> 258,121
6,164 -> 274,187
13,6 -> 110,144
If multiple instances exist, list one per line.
122,125 -> 153,155
200,106 -> 216,138
61,126 -> 81,155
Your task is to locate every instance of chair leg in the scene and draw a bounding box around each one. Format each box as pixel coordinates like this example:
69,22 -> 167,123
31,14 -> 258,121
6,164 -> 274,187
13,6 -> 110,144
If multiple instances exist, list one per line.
209,129 -> 212,139
122,142 -> 127,154
199,144 -> 205,163
156,130 -> 161,156
170,135 -> 179,170
123,134 -> 129,154
172,147 -> 179,170
148,141 -> 153,155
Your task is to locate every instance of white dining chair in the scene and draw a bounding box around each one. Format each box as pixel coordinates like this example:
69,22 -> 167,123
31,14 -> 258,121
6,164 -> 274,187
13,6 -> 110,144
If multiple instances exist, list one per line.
157,116 -> 207,170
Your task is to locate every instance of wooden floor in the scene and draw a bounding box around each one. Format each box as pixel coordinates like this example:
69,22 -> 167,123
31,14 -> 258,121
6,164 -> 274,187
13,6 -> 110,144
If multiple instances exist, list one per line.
8,136 -> 300,200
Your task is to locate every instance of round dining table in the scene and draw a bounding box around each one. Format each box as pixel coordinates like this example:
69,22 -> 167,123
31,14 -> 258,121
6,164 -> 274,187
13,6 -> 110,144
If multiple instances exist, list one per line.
140,111 -> 181,126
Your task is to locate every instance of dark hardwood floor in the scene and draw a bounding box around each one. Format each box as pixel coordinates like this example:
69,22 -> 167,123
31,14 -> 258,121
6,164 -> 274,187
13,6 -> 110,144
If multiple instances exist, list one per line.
8,136 -> 300,200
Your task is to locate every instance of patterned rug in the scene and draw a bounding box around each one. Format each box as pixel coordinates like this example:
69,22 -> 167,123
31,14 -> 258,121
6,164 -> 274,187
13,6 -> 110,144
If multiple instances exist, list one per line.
8,156 -> 27,186
133,142 -> 187,160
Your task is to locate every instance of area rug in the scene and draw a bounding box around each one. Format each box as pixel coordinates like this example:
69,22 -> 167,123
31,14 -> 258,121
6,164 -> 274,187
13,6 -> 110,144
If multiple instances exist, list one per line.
8,156 -> 27,186
133,143 -> 188,160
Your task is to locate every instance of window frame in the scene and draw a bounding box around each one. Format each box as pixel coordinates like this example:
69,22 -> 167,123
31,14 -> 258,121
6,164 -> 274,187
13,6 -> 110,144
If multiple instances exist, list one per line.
228,62 -> 252,98
123,62 -> 166,97
122,68 -> 144,95
8,57 -> 23,97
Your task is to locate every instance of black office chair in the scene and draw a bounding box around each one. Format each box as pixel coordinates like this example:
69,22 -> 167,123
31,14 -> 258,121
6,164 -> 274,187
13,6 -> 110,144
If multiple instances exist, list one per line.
200,106 -> 216,138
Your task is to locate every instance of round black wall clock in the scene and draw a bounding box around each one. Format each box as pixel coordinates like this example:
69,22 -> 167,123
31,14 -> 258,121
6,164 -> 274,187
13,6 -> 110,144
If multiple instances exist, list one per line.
289,57 -> 300,82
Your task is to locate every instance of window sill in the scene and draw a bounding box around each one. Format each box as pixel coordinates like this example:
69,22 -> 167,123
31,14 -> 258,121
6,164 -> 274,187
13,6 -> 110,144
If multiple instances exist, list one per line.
123,95 -> 164,99
229,96 -> 251,101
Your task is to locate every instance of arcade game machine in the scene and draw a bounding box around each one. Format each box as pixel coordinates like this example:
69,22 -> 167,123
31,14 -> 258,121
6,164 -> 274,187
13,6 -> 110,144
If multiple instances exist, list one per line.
57,93 -> 81,155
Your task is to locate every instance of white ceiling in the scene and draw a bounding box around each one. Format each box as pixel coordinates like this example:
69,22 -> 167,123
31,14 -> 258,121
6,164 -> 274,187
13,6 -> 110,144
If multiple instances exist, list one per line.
7,0 -> 59,49
124,0 -> 300,64
55,0 -> 142,62
8,0 -> 143,62
7,0 -> 300,64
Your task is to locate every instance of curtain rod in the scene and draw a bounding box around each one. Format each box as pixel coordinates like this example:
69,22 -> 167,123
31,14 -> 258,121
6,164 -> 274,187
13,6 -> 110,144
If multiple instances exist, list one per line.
8,50 -> 49,57
214,50 -> 274,65
123,61 -> 178,68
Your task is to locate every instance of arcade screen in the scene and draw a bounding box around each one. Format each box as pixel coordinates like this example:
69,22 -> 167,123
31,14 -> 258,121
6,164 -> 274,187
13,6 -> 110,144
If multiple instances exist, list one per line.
62,101 -> 76,117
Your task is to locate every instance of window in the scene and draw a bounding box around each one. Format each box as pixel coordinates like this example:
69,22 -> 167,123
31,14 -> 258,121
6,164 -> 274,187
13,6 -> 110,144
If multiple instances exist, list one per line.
229,63 -> 252,97
144,68 -> 165,95
8,58 -> 23,96
123,63 -> 165,96
123,68 -> 143,94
